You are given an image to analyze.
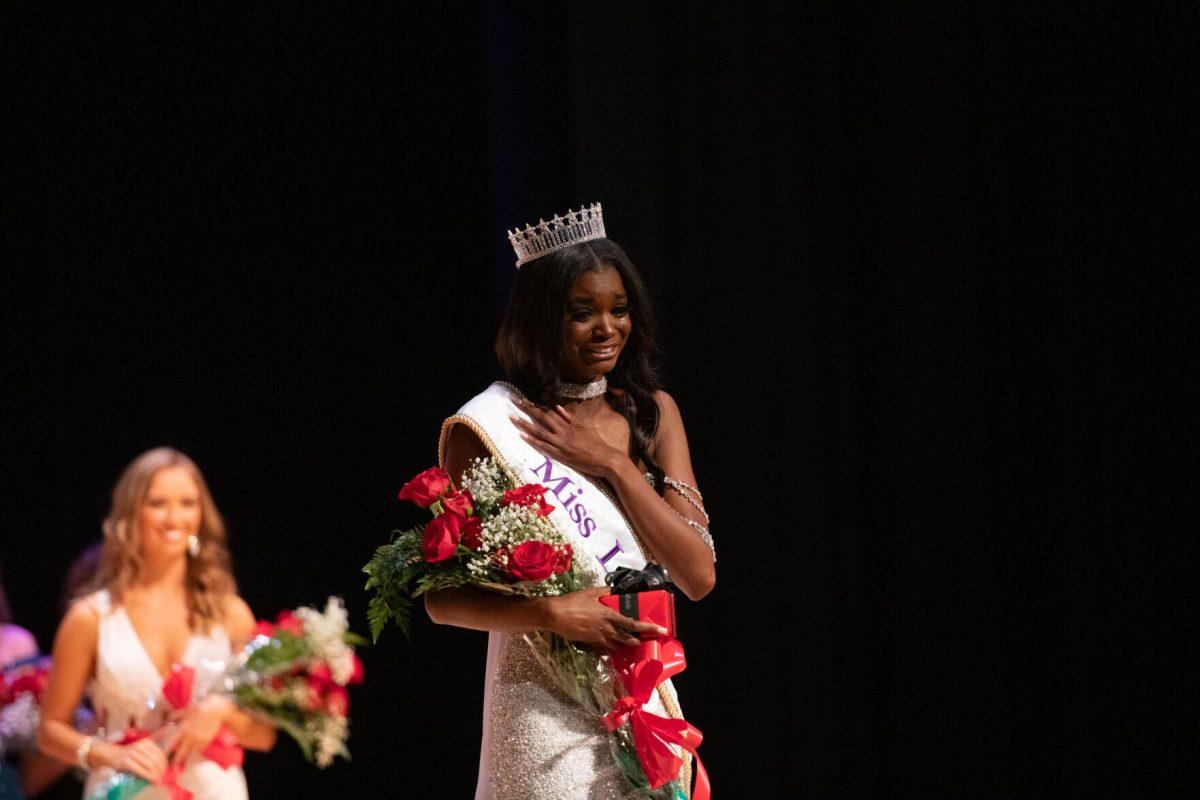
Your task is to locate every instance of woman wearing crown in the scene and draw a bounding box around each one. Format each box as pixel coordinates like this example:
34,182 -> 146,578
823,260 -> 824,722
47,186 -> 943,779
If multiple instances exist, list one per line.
425,204 -> 716,799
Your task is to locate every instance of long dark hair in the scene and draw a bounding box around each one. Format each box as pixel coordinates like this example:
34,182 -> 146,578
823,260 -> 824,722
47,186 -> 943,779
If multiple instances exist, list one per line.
495,238 -> 665,479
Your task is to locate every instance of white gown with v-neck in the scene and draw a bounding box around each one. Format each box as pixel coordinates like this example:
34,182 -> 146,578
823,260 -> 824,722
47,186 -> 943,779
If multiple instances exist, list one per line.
83,590 -> 248,800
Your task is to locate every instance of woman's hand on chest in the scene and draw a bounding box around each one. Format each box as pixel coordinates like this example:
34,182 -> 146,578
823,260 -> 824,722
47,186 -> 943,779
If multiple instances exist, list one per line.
510,398 -> 630,479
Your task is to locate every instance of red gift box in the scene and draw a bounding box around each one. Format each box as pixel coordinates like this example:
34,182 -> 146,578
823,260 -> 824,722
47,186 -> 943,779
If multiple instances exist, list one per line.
599,588 -> 676,639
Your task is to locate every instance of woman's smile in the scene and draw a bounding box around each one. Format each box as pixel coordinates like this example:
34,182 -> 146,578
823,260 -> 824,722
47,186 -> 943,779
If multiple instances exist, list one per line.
581,342 -> 620,362
562,264 -> 632,382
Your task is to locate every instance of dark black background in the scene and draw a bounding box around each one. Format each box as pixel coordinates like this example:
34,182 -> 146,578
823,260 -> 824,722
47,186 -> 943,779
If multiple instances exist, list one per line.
3,3 -> 1180,798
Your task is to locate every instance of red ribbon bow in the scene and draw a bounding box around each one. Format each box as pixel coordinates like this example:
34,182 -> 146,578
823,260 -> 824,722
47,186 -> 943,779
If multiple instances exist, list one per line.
603,638 -> 711,800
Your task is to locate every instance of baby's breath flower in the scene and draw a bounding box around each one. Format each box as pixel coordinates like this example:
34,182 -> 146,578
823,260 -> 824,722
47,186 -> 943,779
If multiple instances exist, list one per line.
461,456 -> 519,509
295,597 -> 354,685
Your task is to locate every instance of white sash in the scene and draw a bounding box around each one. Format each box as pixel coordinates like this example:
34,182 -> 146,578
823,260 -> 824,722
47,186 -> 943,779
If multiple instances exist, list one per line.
438,381 -> 651,584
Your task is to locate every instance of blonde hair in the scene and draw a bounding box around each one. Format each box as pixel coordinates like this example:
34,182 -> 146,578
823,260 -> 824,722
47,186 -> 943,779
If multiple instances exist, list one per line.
96,447 -> 236,631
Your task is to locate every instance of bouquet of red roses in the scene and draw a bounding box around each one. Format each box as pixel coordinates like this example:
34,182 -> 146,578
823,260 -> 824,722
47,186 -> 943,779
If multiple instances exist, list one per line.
363,457 -> 586,640
364,459 -> 705,799
233,597 -> 365,768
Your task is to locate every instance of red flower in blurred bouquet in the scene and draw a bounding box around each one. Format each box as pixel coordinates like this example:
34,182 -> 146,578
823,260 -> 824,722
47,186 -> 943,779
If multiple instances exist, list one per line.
501,484 -> 554,516
348,654 -> 365,685
398,467 -> 451,507
306,662 -> 334,692
274,609 -> 304,636
323,686 -> 350,718
1,667 -> 48,704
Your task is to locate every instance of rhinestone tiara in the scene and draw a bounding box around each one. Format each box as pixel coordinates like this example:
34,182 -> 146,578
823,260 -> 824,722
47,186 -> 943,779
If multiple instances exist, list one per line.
507,203 -> 607,268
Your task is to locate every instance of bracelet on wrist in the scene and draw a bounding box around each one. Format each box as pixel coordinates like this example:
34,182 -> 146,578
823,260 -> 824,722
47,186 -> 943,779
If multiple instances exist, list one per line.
75,735 -> 95,770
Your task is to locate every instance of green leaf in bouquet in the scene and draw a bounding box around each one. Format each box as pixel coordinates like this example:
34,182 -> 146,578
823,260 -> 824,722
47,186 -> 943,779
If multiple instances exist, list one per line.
367,592 -> 411,642
243,629 -> 310,673
342,631 -> 369,647
411,568 -> 474,598
363,528 -> 427,641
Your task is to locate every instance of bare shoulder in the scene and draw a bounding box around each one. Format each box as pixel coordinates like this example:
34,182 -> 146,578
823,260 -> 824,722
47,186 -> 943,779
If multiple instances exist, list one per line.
56,598 -> 100,642
652,389 -> 689,439
443,421 -> 490,484
221,594 -> 256,640
653,389 -> 683,422
649,389 -> 694,465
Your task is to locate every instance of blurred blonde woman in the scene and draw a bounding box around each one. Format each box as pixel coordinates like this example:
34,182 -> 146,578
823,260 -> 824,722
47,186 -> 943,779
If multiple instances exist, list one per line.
38,448 -> 276,800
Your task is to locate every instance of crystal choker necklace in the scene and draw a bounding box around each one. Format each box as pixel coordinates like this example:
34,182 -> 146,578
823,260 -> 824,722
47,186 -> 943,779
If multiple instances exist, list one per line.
559,376 -> 607,401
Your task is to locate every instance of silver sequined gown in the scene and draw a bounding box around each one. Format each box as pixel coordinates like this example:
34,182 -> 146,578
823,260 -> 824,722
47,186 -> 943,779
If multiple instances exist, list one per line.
475,628 -> 669,799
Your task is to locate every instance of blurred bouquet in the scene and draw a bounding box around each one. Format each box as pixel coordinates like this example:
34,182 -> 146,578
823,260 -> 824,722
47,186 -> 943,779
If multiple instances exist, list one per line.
234,597 -> 365,767
0,658 -> 50,756
86,598 -> 365,800
363,458 -> 585,641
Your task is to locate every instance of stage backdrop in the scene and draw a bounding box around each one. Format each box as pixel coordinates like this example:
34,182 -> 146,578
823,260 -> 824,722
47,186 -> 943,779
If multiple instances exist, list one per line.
5,3 -> 1161,797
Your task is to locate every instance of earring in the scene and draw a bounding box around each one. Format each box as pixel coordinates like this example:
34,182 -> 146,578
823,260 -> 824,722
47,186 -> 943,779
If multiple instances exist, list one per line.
187,534 -> 200,557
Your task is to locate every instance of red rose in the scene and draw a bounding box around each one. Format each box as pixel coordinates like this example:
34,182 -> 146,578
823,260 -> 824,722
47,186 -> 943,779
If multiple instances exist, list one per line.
275,610 -> 304,637
303,685 -> 324,712
460,516 -> 484,551
501,484 -> 555,516
348,654 -> 365,685
6,669 -> 48,702
11,671 -> 47,695
324,685 -> 350,718
307,662 -> 334,691
398,467 -> 451,507
441,486 -> 474,517
553,544 -> 573,576
422,512 -> 465,562
252,619 -> 275,638
267,674 -> 287,691
507,540 -> 558,582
